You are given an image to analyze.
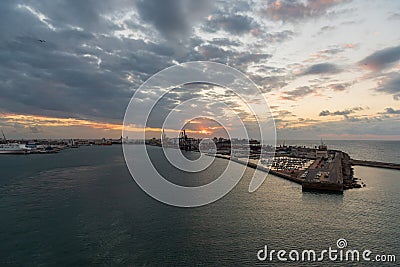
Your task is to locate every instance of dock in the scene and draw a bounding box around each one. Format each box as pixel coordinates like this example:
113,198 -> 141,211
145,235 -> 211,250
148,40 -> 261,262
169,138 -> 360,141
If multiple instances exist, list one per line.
301,152 -> 344,193
216,155 -> 304,184
214,149 -> 360,193
215,153 -> 345,192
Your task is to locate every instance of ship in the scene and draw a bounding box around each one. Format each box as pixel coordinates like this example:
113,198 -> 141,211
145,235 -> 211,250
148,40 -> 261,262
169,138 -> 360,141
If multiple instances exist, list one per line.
0,143 -> 29,154
0,129 -> 29,154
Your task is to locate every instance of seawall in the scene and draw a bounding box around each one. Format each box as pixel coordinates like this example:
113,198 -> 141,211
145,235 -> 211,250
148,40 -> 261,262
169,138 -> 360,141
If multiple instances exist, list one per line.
350,159 -> 400,170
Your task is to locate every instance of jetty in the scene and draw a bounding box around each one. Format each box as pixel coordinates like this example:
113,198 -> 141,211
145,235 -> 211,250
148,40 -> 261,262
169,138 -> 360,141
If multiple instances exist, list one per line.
350,159 -> 400,170
185,136 -> 360,193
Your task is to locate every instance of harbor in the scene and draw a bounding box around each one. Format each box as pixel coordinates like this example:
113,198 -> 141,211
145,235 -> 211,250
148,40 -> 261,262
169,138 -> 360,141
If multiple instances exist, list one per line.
3,129 -> 400,194
0,130 -> 123,154
155,130 -> 373,193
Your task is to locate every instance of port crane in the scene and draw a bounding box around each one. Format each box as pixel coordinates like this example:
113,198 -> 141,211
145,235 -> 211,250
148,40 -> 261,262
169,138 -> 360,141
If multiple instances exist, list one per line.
1,129 -> 6,141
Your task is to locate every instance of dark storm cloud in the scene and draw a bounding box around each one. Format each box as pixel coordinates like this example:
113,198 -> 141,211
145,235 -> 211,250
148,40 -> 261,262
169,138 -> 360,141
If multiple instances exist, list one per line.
135,0 -> 212,40
0,1 -> 190,124
376,73 -> 400,100
0,32 -> 157,121
264,0 -> 345,22
300,63 -> 341,75
359,45 -> 400,71
319,107 -> 363,117
384,108 -> 400,115
204,14 -> 259,34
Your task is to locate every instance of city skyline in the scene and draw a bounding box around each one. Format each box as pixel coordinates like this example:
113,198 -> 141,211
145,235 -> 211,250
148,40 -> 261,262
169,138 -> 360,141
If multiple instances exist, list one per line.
1,0 -> 400,140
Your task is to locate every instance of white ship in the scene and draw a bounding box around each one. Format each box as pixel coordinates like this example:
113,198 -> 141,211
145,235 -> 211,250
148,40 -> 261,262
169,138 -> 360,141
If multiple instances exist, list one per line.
0,143 -> 29,154
0,129 -> 29,154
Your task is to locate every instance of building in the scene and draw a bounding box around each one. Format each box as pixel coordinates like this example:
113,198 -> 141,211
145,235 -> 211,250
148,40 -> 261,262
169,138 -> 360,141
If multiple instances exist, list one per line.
315,140 -> 328,159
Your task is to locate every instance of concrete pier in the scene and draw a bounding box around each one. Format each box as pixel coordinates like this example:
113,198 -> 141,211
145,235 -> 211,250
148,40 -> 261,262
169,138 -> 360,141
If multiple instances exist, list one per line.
216,152 -> 348,193
350,159 -> 400,170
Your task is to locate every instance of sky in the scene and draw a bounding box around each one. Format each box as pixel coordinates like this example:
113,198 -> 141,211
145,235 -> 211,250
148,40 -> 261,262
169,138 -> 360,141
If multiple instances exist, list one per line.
0,0 -> 400,140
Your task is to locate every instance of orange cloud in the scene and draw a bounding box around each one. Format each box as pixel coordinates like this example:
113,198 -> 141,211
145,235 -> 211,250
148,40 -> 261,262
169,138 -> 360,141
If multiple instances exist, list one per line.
2,113 -> 123,130
2,113 -> 222,138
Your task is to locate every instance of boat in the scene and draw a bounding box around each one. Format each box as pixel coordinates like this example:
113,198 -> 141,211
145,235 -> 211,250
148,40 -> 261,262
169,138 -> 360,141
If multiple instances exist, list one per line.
0,143 -> 29,154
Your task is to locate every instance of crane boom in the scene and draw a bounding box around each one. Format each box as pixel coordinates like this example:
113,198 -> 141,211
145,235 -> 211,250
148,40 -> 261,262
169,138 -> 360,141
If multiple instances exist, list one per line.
1,129 -> 6,141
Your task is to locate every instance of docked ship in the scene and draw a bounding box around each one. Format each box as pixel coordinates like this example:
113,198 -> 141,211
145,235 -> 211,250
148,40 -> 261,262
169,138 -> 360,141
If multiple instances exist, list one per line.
0,129 -> 28,154
0,143 -> 29,154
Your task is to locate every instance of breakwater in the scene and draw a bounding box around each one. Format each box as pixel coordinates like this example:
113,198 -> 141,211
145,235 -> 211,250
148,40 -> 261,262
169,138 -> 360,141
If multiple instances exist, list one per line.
350,159 -> 400,170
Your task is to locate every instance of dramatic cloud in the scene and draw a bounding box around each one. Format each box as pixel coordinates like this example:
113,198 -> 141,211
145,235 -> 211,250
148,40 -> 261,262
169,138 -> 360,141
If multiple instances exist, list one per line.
0,0 -> 399,139
0,1 -> 178,125
319,107 -> 363,117
300,63 -> 341,75
264,0 -> 345,22
135,0 -> 213,41
359,45 -> 400,71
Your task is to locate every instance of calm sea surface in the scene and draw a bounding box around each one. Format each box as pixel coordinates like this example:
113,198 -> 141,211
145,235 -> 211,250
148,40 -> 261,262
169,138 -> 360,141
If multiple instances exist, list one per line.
0,141 -> 399,266
281,140 -> 400,164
